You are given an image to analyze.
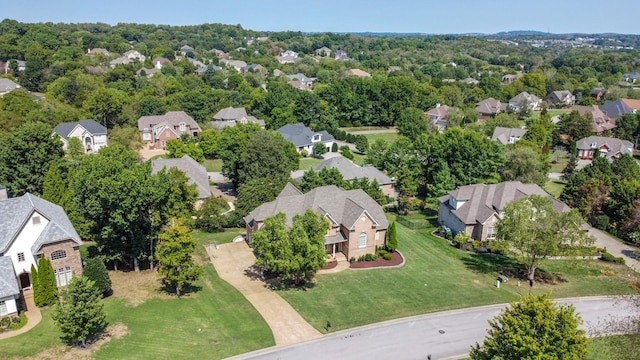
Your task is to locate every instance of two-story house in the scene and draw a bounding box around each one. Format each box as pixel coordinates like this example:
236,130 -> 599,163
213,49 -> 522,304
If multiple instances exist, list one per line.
52,120 -> 108,154
138,111 -> 202,149
276,123 -> 334,154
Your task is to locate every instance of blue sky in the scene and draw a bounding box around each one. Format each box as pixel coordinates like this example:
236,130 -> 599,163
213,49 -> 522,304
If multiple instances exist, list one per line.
3,0 -> 639,34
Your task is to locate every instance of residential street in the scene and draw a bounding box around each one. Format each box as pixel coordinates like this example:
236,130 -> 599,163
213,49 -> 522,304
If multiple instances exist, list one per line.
588,226 -> 640,272
232,297 -> 636,360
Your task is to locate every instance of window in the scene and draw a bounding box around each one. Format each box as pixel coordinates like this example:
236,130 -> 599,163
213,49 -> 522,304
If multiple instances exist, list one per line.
0,301 -> 7,316
487,227 -> 497,240
32,216 -> 41,225
17,252 -> 25,262
313,134 -> 321,142
375,232 -> 380,241
54,267 -> 72,287
358,232 -> 367,248
143,133 -> 151,141
50,250 -> 67,261
179,122 -> 186,131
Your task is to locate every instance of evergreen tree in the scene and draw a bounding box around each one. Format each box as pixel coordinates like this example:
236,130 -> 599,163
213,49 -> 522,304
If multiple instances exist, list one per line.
43,162 -> 70,208
83,258 -> 112,296
53,276 -> 107,346
31,264 -> 41,307
387,222 -> 398,252
155,220 -> 202,297
562,155 -> 578,180
37,257 -> 58,306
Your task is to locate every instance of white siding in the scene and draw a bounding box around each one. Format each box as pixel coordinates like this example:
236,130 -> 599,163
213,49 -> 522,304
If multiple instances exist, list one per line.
5,210 -> 49,276
0,296 -> 18,316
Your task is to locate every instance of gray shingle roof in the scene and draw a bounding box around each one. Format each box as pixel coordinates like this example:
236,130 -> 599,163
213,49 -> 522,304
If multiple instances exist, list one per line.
441,181 -> 569,226
0,193 -> 82,254
213,107 -> 249,121
0,256 -> 20,298
475,98 -> 502,115
601,100 -> 634,119
137,111 -> 201,132
276,123 -> 334,148
52,120 -> 107,140
491,127 -> 527,145
151,155 -> 211,199
245,184 -> 388,231
575,136 -> 633,156
311,156 -> 392,185
0,78 -> 20,93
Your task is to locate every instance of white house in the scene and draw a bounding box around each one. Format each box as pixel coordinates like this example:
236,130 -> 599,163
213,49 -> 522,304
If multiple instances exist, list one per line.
276,123 -> 334,154
0,256 -> 20,318
52,120 -> 108,154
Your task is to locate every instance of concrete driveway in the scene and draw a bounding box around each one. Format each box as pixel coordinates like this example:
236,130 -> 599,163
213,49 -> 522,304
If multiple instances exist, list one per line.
588,226 -> 640,272
207,241 -> 321,346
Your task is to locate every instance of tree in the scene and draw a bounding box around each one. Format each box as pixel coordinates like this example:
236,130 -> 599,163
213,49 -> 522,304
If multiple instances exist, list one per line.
82,258 -> 112,296
312,142 -> 328,158
155,220 -> 202,297
23,42 -> 47,91
355,135 -> 369,154
562,155 -> 578,180
84,87 -> 130,129
251,210 -> 328,286
331,142 -> 339,152
66,137 -> 85,157
106,126 -> 143,151
501,145 -> 548,186
0,121 -> 64,196
557,110 -> 593,142
495,195 -> 593,282
470,294 -> 587,360
198,129 -> 220,159
235,178 -> 285,216
30,264 -> 40,305
339,145 -> 354,160
35,257 -> 57,307
386,221 -> 398,252
52,276 -> 107,347
396,107 -> 429,141
194,196 -> 229,232
166,139 -> 204,163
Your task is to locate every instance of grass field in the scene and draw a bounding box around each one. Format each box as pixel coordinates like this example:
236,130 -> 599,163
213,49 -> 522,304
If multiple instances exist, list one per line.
339,126 -> 395,132
0,229 -> 273,360
587,335 -> 640,359
203,159 -> 223,172
550,149 -> 571,173
361,132 -> 399,144
278,214 -> 640,333
528,109 -> 570,121
544,179 -> 565,198
299,157 -> 324,170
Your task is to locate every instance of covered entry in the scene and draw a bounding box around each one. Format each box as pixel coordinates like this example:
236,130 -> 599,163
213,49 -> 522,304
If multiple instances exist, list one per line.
18,272 -> 31,289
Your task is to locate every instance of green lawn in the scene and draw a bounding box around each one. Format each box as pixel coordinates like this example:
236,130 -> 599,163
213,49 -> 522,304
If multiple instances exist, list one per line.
278,216 -> 639,333
203,159 -> 223,172
587,335 -> 640,360
362,132 -> 399,144
0,229 -> 273,360
528,109 -> 570,121
299,157 -> 324,170
339,126 -> 395,132
544,179 -> 565,198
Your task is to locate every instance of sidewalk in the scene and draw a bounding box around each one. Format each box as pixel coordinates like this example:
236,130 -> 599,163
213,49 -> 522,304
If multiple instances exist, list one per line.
0,289 -> 42,340
206,242 -> 321,346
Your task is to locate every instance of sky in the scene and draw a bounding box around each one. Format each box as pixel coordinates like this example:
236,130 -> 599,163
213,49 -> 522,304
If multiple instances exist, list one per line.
3,0 -> 640,34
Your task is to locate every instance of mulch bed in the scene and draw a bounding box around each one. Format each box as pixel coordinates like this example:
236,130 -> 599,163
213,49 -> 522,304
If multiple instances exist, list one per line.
349,251 -> 403,269
321,260 -> 338,270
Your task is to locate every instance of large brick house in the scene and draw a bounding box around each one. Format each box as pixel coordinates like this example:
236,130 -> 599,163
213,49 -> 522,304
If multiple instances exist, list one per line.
138,111 -> 202,149
576,136 -> 634,161
0,188 -> 82,317
244,184 -> 388,260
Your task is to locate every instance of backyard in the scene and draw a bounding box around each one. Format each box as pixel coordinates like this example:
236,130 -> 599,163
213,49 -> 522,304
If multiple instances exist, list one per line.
0,229 -> 273,360
278,212 -> 640,333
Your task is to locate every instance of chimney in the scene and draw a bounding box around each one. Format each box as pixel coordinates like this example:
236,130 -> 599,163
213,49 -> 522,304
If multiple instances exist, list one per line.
436,103 -> 441,108
0,185 -> 8,200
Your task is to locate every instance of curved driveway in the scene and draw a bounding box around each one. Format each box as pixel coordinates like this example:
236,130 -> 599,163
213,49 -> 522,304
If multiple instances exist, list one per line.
231,296 -> 636,360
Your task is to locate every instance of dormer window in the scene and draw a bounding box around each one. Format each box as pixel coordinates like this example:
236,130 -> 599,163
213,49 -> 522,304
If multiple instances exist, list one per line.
179,122 -> 186,131
313,134 -> 321,142
590,142 -> 597,148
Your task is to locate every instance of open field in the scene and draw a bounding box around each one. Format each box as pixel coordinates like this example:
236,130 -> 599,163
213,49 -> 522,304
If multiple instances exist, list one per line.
278,213 -> 640,333
361,132 -> 399,144
0,229 -> 273,360
339,126 -> 395,132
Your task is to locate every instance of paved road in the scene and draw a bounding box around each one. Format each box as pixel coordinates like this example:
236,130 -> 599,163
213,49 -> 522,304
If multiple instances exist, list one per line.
589,226 -> 640,272
232,297 -> 635,360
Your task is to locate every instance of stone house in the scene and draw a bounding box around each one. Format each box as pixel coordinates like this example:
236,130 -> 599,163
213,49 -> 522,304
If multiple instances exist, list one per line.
138,111 -> 202,149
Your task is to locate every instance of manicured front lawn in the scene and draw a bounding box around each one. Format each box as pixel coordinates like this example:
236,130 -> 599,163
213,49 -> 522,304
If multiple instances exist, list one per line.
339,126 -> 395,132
279,217 -> 639,333
544,179 -> 565,198
0,229 -> 273,360
203,159 -> 223,172
587,335 -> 640,360
299,157 -> 324,170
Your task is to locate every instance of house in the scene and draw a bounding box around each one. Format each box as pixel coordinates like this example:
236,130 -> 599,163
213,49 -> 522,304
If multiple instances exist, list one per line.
180,45 -> 194,56
3,60 -> 26,74
622,72 -> 640,83
575,136 -> 633,161
475,98 -> 503,119
138,111 -> 202,149
425,104 -> 452,132
285,73 -> 316,86
219,59 -> 247,72
491,127 -> 527,145
459,77 -> 479,86
277,123 -> 334,154
345,69 -> 371,78
0,188 -> 83,295
590,88 -> 606,101
289,80 -> 313,91
86,48 -> 110,57
195,65 -> 222,76
187,57 -> 206,69
601,99 -> 637,119
240,63 -> 265,74
52,119 -> 108,154
276,55 -> 299,64
502,74 -> 519,84
280,50 -> 299,58
315,46 -> 331,57
0,256 -> 20,318
123,50 -> 145,62
387,66 -> 403,74
438,181 -> 570,241
152,57 -> 172,68
151,155 -> 211,206
244,184 -> 388,259
571,105 -> 616,134
509,91 -> 541,112
546,90 -> 575,107
210,107 -> 265,130
309,156 -> 397,198
334,49 -> 348,61
0,78 -> 20,96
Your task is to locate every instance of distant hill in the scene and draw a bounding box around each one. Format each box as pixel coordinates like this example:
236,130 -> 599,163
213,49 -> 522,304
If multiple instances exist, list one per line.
493,30 -> 552,37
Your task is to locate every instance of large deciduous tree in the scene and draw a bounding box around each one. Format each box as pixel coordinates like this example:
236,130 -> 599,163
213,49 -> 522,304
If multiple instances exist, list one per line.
495,195 -> 593,281
155,220 -> 202,297
251,210 -> 328,286
83,87 -> 130,129
470,294 -> 587,360
0,121 -> 64,197
234,130 -> 299,187
396,107 -> 430,141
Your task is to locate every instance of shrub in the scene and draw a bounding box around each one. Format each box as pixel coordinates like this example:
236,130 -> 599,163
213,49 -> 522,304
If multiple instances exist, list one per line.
83,258 -> 112,296
331,143 -> 338,152
8,313 -> 27,330
601,252 -> 615,262
600,269 -> 615,276
382,253 -> 392,261
386,222 -> 398,252
377,249 -> 388,257
453,233 -> 471,248
300,149 -> 308,157
593,215 -> 609,230
357,253 -> 379,262
615,257 -> 626,264
349,257 -> 356,263
35,257 -> 57,307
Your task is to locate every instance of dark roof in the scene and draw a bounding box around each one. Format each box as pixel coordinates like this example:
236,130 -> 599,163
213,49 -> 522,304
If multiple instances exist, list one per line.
440,181 -> 569,226
601,100 -> 633,118
276,123 -> 334,148
151,155 -> 211,199
52,120 -> 107,139
0,193 -> 82,254
245,184 -> 388,231
0,256 -> 19,298
310,156 -> 393,185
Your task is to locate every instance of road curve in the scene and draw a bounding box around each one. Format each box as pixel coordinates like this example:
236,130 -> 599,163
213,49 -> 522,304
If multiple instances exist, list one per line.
229,296 -> 636,360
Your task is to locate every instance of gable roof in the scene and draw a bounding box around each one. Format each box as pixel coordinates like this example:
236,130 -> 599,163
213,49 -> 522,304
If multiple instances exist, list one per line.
0,78 -> 20,93
311,156 -> 393,185
621,98 -> 640,110
277,123 -> 334,148
0,256 -> 19,298
151,155 -> 211,199
0,193 -> 82,254
491,127 -> 527,145
547,90 -> 573,102
475,98 -> 502,115
52,120 -> 107,139
213,107 -> 249,121
137,111 -> 201,132
571,105 -> 616,133
509,91 -> 541,105
439,181 -> 569,226
601,99 -> 634,118
285,73 -> 316,83
345,69 -> 371,77
245,184 -> 388,231
575,136 -> 633,156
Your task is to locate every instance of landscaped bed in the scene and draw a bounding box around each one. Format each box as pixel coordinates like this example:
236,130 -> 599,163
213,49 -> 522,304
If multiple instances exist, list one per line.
350,251 -> 403,269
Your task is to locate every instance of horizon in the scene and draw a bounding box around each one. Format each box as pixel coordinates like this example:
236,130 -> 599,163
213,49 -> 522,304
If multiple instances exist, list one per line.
3,0 -> 640,35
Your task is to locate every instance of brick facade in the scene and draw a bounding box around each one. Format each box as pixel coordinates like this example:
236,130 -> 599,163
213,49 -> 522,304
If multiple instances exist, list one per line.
40,240 -> 83,281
